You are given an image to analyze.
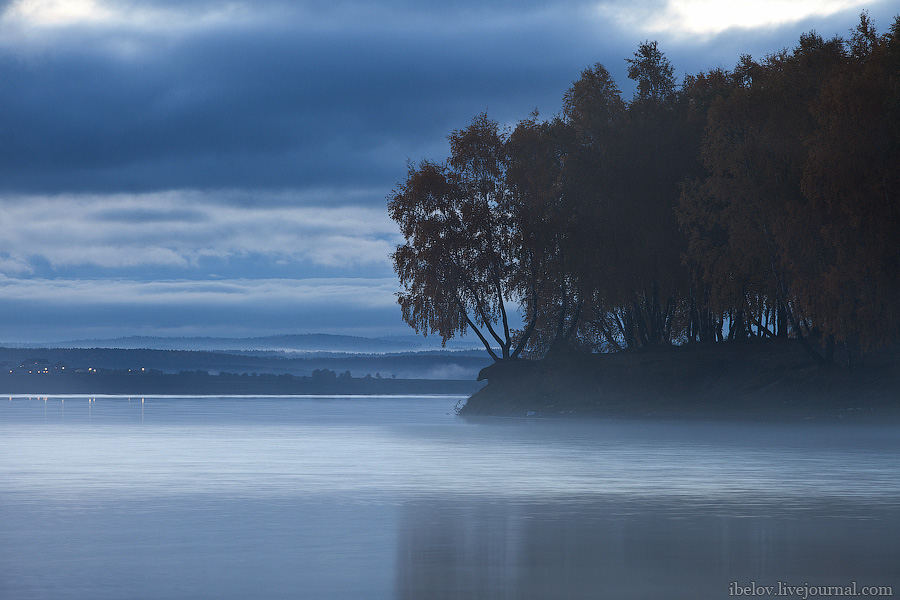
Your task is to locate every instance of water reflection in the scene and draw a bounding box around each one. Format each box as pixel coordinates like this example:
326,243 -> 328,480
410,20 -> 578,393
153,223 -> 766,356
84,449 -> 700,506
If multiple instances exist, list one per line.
0,396 -> 898,600
396,498 -> 900,600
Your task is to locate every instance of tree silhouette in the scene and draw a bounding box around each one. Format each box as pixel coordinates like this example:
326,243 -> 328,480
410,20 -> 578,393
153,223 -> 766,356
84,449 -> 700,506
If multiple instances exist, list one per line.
389,14 -> 900,362
505,113 -> 584,355
794,14 -> 900,350
389,113 -> 536,361
679,33 -> 847,362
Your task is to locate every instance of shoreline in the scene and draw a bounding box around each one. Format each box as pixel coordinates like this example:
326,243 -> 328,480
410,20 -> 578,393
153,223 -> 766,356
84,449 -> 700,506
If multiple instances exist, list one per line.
459,339 -> 900,422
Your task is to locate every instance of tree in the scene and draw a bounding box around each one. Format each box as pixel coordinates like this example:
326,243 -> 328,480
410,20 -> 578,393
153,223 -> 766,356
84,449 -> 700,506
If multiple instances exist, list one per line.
678,29 -> 853,362
558,62 -> 636,351
626,41 -> 676,107
553,48 -> 691,351
615,41 -> 688,348
794,14 -> 900,350
390,15 -> 900,363
677,58 -> 786,343
388,113 -> 536,361
675,67 -> 738,342
563,63 -> 625,148
505,113 -> 585,355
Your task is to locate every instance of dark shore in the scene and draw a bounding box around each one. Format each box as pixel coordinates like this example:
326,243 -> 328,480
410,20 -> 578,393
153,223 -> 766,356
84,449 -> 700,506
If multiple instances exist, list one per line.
460,339 -> 900,421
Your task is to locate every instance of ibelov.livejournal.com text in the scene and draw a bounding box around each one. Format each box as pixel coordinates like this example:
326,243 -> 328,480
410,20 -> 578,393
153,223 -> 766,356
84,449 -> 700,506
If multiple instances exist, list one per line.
729,581 -> 893,599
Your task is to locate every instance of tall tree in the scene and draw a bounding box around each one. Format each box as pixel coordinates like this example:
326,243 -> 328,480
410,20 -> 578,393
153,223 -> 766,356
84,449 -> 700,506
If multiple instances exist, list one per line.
390,15 -> 900,361
560,63 -> 635,350
563,63 -> 625,148
795,14 -> 900,350
626,40 -> 676,107
675,67 -> 737,342
388,113 -> 536,361
505,113 -> 583,355
617,41 -> 688,347
679,32 -> 846,361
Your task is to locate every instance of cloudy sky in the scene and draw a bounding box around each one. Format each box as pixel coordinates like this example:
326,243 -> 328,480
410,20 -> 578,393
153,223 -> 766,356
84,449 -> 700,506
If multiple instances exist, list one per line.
0,0 -> 894,342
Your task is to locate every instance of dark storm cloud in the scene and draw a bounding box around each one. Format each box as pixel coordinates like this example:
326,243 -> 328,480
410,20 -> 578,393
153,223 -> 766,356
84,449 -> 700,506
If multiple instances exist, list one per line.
3,0 -> 884,197
0,0 -> 614,196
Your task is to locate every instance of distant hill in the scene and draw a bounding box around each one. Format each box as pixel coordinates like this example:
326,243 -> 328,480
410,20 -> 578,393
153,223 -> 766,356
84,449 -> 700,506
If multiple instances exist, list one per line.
2,333 -> 484,354
0,346 -> 491,381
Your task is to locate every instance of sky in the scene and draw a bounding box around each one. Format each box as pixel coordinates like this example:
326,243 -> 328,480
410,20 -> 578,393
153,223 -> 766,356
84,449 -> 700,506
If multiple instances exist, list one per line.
0,0 -> 894,343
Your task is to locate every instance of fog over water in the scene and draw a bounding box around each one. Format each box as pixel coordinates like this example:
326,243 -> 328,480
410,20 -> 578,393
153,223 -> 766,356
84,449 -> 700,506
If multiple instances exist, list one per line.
1,395 -> 898,599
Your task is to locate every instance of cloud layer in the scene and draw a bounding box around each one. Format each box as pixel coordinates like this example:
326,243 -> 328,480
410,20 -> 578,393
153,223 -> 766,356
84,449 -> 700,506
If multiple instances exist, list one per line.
2,0 -> 891,194
0,275 -> 403,340
0,0 -> 603,194
0,191 -> 399,276
0,0 -> 895,341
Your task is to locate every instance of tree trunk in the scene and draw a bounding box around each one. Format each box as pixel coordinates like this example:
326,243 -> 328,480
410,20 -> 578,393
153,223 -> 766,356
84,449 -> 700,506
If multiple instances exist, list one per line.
624,308 -> 636,350
776,301 -> 787,338
632,301 -> 650,347
824,334 -> 835,369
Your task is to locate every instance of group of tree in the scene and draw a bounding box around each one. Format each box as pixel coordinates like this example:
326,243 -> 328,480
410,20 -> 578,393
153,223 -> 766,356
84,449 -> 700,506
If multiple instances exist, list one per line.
389,13 -> 900,365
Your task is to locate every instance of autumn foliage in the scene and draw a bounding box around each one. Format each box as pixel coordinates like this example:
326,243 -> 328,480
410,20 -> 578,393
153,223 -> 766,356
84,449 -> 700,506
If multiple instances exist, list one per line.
390,13 -> 900,363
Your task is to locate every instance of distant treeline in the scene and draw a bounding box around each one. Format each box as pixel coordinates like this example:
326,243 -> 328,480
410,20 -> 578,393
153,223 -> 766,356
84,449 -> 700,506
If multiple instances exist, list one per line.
0,368 -> 484,396
0,347 -> 489,381
389,13 -> 900,365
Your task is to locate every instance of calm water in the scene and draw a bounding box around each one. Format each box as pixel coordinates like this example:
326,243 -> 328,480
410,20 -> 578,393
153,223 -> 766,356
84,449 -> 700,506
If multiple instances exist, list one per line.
1,395 -> 898,600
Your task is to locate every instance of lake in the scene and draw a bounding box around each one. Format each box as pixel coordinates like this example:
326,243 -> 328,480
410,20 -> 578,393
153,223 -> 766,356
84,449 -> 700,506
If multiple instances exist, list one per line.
1,395 -> 898,599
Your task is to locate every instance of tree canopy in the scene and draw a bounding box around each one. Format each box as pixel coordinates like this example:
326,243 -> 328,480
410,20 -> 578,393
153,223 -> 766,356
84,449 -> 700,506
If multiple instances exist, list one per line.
389,13 -> 900,364
388,113 -> 536,361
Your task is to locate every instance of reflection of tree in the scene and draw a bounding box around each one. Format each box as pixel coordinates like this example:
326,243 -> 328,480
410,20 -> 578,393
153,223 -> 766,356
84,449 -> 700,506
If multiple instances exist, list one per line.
396,498 -> 900,600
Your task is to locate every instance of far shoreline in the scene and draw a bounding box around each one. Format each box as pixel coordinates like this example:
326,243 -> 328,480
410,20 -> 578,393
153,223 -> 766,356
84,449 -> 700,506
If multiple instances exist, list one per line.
0,370 -> 484,397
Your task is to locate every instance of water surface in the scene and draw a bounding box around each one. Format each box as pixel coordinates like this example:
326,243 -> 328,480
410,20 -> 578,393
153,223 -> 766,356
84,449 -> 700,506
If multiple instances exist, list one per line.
1,395 -> 898,599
